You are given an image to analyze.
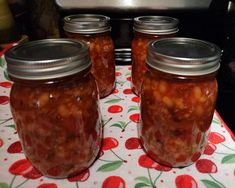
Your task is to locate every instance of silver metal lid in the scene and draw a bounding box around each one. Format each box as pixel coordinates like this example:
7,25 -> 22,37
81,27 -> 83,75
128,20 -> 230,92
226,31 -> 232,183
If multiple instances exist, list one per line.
63,14 -> 111,34
147,37 -> 221,76
5,39 -> 91,80
133,16 -> 179,35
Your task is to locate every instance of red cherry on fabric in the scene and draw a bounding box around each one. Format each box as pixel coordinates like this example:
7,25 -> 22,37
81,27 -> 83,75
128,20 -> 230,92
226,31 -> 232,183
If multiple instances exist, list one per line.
37,183 -> 58,188
102,137 -> 119,151
68,169 -> 90,182
0,43 -> 13,56
115,72 -> 122,76
0,81 -> 12,88
195,159 -> 217,173
154,164 -> 172,172
9,159 -> 32,175
102,176 -> 126,188
138,154 -> 157,168
175,174 -> 198,188
7,141 -> 22,153
123,88 -> 132,94
9,159 -> 42,179
126,76 -> 131,81
208,132 -> 225,144
125,137 -> 141,150
112,89 -> 119,94
203,143 -> 217,155
0,138 -> 3,148
108,105 -> 123,113
0,96 -> 9,105
23,167 -> 43,179
129,113 -> 140,123
131,96 -> 140,103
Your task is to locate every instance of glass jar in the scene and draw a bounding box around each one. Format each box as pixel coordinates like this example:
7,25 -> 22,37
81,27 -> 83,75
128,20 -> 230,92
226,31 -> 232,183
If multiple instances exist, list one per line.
140,38 -> 221,167
63,14 -> 115,98
131,16 -> 179,95
5,39 -> 102,178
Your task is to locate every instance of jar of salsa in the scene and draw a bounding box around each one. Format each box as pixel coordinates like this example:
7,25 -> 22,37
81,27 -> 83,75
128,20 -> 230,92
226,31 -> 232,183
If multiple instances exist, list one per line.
140,38 -> 221,167
5,39 -> 102,178
63,14 -> 115,98
131,16 -> 179,95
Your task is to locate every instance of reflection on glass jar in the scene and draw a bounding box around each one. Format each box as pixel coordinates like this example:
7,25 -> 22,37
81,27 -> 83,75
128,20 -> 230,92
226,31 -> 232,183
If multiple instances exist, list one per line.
63,14 -> 116,98
140,38 -> 221,167
5,39 -> 102,178
131,16 -> 179,96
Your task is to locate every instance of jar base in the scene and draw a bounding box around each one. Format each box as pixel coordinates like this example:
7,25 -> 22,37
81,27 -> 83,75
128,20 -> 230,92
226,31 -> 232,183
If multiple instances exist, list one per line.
144,149 -> 201,168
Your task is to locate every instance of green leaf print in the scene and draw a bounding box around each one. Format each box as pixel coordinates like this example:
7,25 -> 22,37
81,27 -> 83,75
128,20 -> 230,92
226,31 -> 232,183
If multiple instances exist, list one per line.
128,106 -> 139,112
4,70 -> 10,81
0,57 -> 6,68
134,182 -> 150,188
105,98 -> 123,104
135,176 -> 151,185
0,182 -> 9,188
97,160 -> 123,172
201,179 -> 223,188
221,154 -> 235,164
110,123 -> 123,129
115,67 -> 122,71
125,72 -> 131,76
110,121 -> 131,131
5,124 -> 16,130
116,81 -> 125,85
212,118 -> 221,125
113,121 -> 126,127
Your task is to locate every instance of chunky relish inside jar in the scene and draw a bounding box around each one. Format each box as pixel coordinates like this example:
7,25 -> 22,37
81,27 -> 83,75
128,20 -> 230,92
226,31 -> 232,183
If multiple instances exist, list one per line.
10,72 -> 102,178
140,68 -> 218,167
131,33 -> 175,96
65,32 -> 115,98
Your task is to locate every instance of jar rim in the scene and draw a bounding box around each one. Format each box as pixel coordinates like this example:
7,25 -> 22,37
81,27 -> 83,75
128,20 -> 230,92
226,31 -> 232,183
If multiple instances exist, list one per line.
63,14 -> 111,34
133,16 -> 179,35
147,37 -> 221,76
5,39 -> 91,80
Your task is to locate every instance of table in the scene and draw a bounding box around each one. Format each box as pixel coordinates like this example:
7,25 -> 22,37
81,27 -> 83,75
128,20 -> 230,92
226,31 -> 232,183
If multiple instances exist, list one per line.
1,52 -> 235,188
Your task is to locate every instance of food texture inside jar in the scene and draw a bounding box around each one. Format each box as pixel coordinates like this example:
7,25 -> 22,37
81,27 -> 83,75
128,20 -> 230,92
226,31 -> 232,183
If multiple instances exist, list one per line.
131,33 -> 175,95
65,32 -> 115,98
140,71 -> 218,167
131,35 -> 150,95
10,74 -> 102,178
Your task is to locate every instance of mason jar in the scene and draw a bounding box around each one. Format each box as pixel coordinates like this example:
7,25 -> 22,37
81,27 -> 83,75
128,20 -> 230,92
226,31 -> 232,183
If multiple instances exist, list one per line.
131,16 -> 179,95
5,39 -> 102,178
63,14 -> 115,98
140,38 -> 221,167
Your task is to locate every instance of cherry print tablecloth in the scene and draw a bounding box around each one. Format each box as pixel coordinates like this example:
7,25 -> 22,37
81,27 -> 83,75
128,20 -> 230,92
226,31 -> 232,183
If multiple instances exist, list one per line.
1,52 -> 235,188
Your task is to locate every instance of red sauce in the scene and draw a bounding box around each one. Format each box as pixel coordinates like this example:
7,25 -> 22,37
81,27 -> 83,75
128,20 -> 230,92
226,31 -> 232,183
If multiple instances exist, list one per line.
139,67 -> 218,167
131,32 -> 176,96
10,71 -> 102,178
65,32 -> 115,98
